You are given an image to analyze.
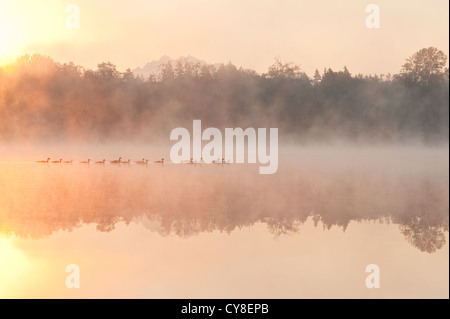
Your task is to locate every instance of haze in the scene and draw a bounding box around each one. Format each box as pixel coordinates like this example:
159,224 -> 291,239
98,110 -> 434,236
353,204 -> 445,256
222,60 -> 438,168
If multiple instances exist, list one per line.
0,0 -> 448,75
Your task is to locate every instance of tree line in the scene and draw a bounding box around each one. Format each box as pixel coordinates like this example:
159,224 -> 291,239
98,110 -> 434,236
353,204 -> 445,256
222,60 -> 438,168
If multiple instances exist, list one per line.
0,47 -> 448,143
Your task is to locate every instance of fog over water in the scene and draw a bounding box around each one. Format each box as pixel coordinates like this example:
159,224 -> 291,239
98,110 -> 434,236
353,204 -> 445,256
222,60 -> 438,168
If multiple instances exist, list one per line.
1,146 -> 447,252
0,145 -> 448,298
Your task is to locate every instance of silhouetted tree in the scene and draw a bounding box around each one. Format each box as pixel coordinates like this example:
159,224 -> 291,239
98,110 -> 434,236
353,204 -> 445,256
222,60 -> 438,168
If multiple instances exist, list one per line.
313,68 -> 321,85
264,58 -> 305,79
160,61 -> 174,82
96,62 -> 120,79
398,47 -> 448,86
122,68 -> 135,82
0,49 -> 448,143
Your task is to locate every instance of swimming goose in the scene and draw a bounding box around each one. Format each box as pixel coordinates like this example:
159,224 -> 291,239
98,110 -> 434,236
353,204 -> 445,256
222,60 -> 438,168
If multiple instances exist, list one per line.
135,158 -> 146,165
37,158 -> 51,163
95,159 -> 106,164
154,158 -> 164,164
80,159 -> 91,164
51,158 -> 63,164
63,160 -> 73,164
213,158 -> 227,166
120,159 -> 131,165
110,157 -> 122,164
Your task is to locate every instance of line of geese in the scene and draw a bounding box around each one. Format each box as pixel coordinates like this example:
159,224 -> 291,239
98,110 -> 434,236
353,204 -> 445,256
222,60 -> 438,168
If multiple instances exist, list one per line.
36,157 -> 164,165
36,157 -> 230,165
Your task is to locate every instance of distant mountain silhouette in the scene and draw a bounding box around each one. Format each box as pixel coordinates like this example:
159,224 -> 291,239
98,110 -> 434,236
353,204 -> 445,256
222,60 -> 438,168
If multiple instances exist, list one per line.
133,55 -> 210,78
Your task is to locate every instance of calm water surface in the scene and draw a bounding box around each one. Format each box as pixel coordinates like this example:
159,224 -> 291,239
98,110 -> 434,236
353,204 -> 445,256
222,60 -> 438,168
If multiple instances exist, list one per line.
0,147 -> 448,298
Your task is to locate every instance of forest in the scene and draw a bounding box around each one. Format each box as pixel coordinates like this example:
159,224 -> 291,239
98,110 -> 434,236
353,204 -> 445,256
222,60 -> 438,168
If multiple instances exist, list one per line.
0,47 -> 448,144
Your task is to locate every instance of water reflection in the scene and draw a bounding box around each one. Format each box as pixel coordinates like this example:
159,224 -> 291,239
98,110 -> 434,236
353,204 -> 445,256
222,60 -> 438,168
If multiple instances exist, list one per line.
400,217 -> 448,253
0,149 -> 448,254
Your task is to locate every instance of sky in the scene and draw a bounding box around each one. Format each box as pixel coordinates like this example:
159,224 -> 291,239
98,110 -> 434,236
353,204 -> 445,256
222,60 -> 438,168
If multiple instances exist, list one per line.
0,0 -> 448,76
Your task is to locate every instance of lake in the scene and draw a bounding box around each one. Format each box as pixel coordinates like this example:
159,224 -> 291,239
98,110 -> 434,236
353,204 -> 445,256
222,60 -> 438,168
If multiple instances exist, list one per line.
0,146 -> 448,298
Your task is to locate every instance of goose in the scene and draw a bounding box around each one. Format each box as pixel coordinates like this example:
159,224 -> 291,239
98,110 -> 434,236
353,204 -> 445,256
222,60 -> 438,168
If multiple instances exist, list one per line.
120,159 -> 131,165
154,158 -> 164,164
136,159 -> 149,166
110,157 -> 122,164
37,158 -> 51,164
135,158 -> 146,165
51,158 -> 63,164
63,160 -> 73,164
95,159 -> 106,164
80,159 -> 91,164
213,158 -> 226,166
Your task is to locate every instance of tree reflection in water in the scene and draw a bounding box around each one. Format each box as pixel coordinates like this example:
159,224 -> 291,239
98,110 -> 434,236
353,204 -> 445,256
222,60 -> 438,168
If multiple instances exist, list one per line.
0,158 -> 448,253
400,216 -> 448,253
